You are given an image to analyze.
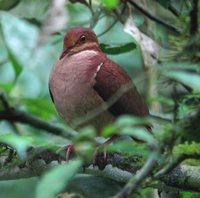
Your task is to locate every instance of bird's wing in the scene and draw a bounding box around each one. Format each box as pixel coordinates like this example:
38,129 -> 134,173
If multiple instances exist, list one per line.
94,58 -> 149,117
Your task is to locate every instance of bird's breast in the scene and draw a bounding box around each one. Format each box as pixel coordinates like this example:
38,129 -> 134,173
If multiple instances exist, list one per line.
49,50 -> 114,131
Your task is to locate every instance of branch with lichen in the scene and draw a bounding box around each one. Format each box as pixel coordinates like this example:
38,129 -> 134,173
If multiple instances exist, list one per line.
1,147 -> 200,193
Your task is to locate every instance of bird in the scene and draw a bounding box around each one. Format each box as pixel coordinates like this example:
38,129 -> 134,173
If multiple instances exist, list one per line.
49,27 -> 150,160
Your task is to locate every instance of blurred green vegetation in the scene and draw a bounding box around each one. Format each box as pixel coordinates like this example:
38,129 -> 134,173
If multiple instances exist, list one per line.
0,0 -> 200,197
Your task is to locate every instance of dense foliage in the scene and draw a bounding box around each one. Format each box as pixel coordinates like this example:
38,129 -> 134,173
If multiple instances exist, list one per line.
0,0 -> 200,198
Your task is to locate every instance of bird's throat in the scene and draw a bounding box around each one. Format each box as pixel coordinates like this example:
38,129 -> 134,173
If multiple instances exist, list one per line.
59,42 -> 100,60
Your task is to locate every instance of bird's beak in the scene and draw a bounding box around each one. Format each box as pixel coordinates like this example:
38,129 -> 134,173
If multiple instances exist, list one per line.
59,47 -> 69,60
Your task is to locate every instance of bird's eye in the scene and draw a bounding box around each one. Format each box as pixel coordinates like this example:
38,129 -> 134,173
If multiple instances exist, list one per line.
80,35 -> 86,42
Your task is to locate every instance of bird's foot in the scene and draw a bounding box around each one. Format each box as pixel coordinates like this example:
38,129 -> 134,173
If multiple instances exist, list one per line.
56,144 -> 77,161
92,144 -> 107,166
92,135 -> 119,166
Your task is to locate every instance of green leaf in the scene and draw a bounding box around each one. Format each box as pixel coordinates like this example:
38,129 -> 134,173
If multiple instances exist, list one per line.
10,0 -> 50,22
102,116 -> 150,137
102,115 -> 152,142
102,0 -> 119,9
173,142 -> 200,157
5,47 -> 22,78
116,115 -> 149,127
0,12 -> 39,79
0,0 -> 20,10
100,42 -> 136,55
149,96 -> 174,106
74,126 -> 96,142
102,124 -> 118,137
182,191 -> 200,198
36,159 -> 82,198
121,127 -> 154,144
21,98 -> 57,120
0,133 -> 30,158
108,140 -> 149,156
0,83 -> 14,93
164,71 -> 200,91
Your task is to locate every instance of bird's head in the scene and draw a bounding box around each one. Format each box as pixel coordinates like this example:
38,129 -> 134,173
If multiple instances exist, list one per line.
60,27 -> 100,59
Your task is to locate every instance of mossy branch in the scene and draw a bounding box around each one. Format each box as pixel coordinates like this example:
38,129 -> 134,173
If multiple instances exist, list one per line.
0,148 -> 200,193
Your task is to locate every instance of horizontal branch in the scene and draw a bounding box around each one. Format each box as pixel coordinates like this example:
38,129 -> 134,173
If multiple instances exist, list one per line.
0,149 -> 200,192
155,153 -> 200,179
161,165 -> 200,192
0,108 -> 75,139
0,93 -> 76,138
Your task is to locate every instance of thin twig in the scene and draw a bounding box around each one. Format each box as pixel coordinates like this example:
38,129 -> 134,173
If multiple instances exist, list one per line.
179,0 -> 199,58
112,0 -> 127,24
88,0 -> 93,12
97,19 -> 118,37
0,93 -> 20,134
167,84 -> 179,152
168,4 -> 180,17
97,0 -> 128,37
126,0 -> 181,33
88,0 -> 94,16
149,113 -> 172,122
189,0 -> 199,37
0,93 -> 10,110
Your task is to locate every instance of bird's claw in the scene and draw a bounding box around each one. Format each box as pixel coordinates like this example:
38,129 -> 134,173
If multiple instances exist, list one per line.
56,144 -> 75,161
92,144 -> 108,166
92,135 -> 119,166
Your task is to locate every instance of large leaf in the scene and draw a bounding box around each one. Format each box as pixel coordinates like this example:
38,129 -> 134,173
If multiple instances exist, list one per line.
10,0 -> 50,22
100,42 -> 136,55
102,116 -> 153,143
21,98 -> 57,119
164,71 -> 200,91
36,159 -> 82,198
120,127 -> 155,144
102,115 -> 150,137
0,12 -> 39,79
